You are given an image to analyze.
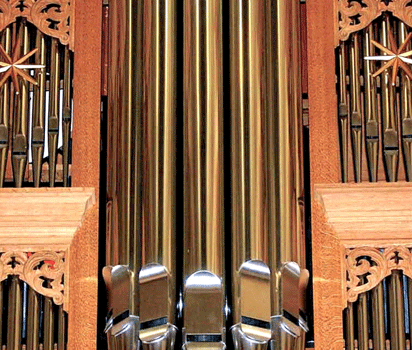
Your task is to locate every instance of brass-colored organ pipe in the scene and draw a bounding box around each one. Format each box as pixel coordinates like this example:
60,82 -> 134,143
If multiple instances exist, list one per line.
7,276 -> 22,350
12,22 -> 29,188
349,33 -> 362,183
357,287 -> 369,350
32,30 -> 46,187
105,0 -> 143,345
408,279 -> 412,341
139,1 -> 177,346
27,287 -> 40,350
57,306 -> 66,350
267,0 -> 304,315
62,46 -> 71,187
183,0 -> 224,278
399,22 -> 412,181
230,1 -> 272,342
363,26 -> 379,182
43,295 -> 54,350
338,42 -> 349,183
48,38 -> 60,187
231,0 -> 306,347
371,283 -> 385,350
388,271 -> 406,349
381,17 -> 399,182
0,27 -> 11,187
183,0 -> 225,346
345,303 -> 355,350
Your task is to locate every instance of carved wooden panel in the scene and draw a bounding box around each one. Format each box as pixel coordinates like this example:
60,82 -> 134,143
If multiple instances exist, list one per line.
312,183 -> 412,350
0,0 -> 73,49
336,0 -> 412,46
346,246 -> 412,303
0,250 -> 65,305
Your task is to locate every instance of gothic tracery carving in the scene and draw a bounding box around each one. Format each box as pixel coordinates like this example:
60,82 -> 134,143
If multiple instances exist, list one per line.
0,251 -> 65,305
346,246 -> 412,303
336,0 -> 412,46
0,0 -> 72,49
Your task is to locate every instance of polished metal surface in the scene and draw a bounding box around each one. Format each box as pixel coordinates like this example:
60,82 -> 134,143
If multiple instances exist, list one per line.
381,17 -> 399,182
7,276 -> 22,350
0,26 -> 11,186
32,30 -> 46,188
349,33 -> 362,183
338,42 -> 349,183
230,0 -> 307,348
371,283 -> 385,350
47,37 -> 60,187
363,25 -> 379,182
183,0 -> 225,348
12,22 -> 29,188
105,1 -> 307,349
106,0 -> 177,348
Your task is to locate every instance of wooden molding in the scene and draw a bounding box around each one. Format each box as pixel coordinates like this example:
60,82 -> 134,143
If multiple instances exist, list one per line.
0,187 -> 95,318
312,182 -> 412,350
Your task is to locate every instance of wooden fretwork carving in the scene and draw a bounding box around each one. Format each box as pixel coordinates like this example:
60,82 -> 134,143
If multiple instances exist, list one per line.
346,246 -> 412,303
0,0 -> 73,48
0,250 -> 65,305
336,0 -> 412,46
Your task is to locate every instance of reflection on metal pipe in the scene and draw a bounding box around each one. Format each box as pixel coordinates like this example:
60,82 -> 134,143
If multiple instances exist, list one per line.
183,0 -> 225,348
62,45 -> 71,187
32,30 -> 46,187
48,38 -> 60,187
44,294 -> 54,350
345,303 -> 355,350
388,271 -> 405,349
357,284 -> 368,350
363,26 -> 379,182
371,283 -> 385,350
381,17 -> 399,182
349,33 -> 362,183
230,0 -> 307,349
12,22 -> 29,187
338,42 -> 349,183
58,305 -> 66,350
7,276 -> 22,350
104,0 -> 144,347
139,1 -> 177,348
0,27 -> 11,186
399,22 -> 412,181
27,287 -> 40,350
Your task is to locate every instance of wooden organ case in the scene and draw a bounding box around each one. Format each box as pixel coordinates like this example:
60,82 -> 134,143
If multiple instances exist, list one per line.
308,0 -> 412,349
0,1 -> 101,350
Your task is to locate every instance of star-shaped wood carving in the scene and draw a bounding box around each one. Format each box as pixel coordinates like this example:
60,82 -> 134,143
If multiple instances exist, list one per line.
364,27 -> 412,86
0,31 -> 44,94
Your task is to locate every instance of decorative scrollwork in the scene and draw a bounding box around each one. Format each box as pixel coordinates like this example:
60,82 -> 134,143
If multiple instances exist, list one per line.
336,0 -> 412,47
0,0 -> 72,49
346,246 -> 412,303
0,251 -> 65,305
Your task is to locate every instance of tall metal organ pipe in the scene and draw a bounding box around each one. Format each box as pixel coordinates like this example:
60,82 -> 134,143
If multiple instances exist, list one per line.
182,0 -> 225,348
230,1 -> 308,349
104,0 -> 178,349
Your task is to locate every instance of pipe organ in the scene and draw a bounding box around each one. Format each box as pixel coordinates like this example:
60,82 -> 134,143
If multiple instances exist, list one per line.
6,0 -> 412,350
104,1 -> 308,350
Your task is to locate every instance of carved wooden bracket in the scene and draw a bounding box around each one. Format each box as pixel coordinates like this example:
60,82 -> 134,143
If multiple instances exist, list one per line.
0,0 -> 73,49
336,0 -> 412,47
0,250 -> 65,305
346,246 -> 412,303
